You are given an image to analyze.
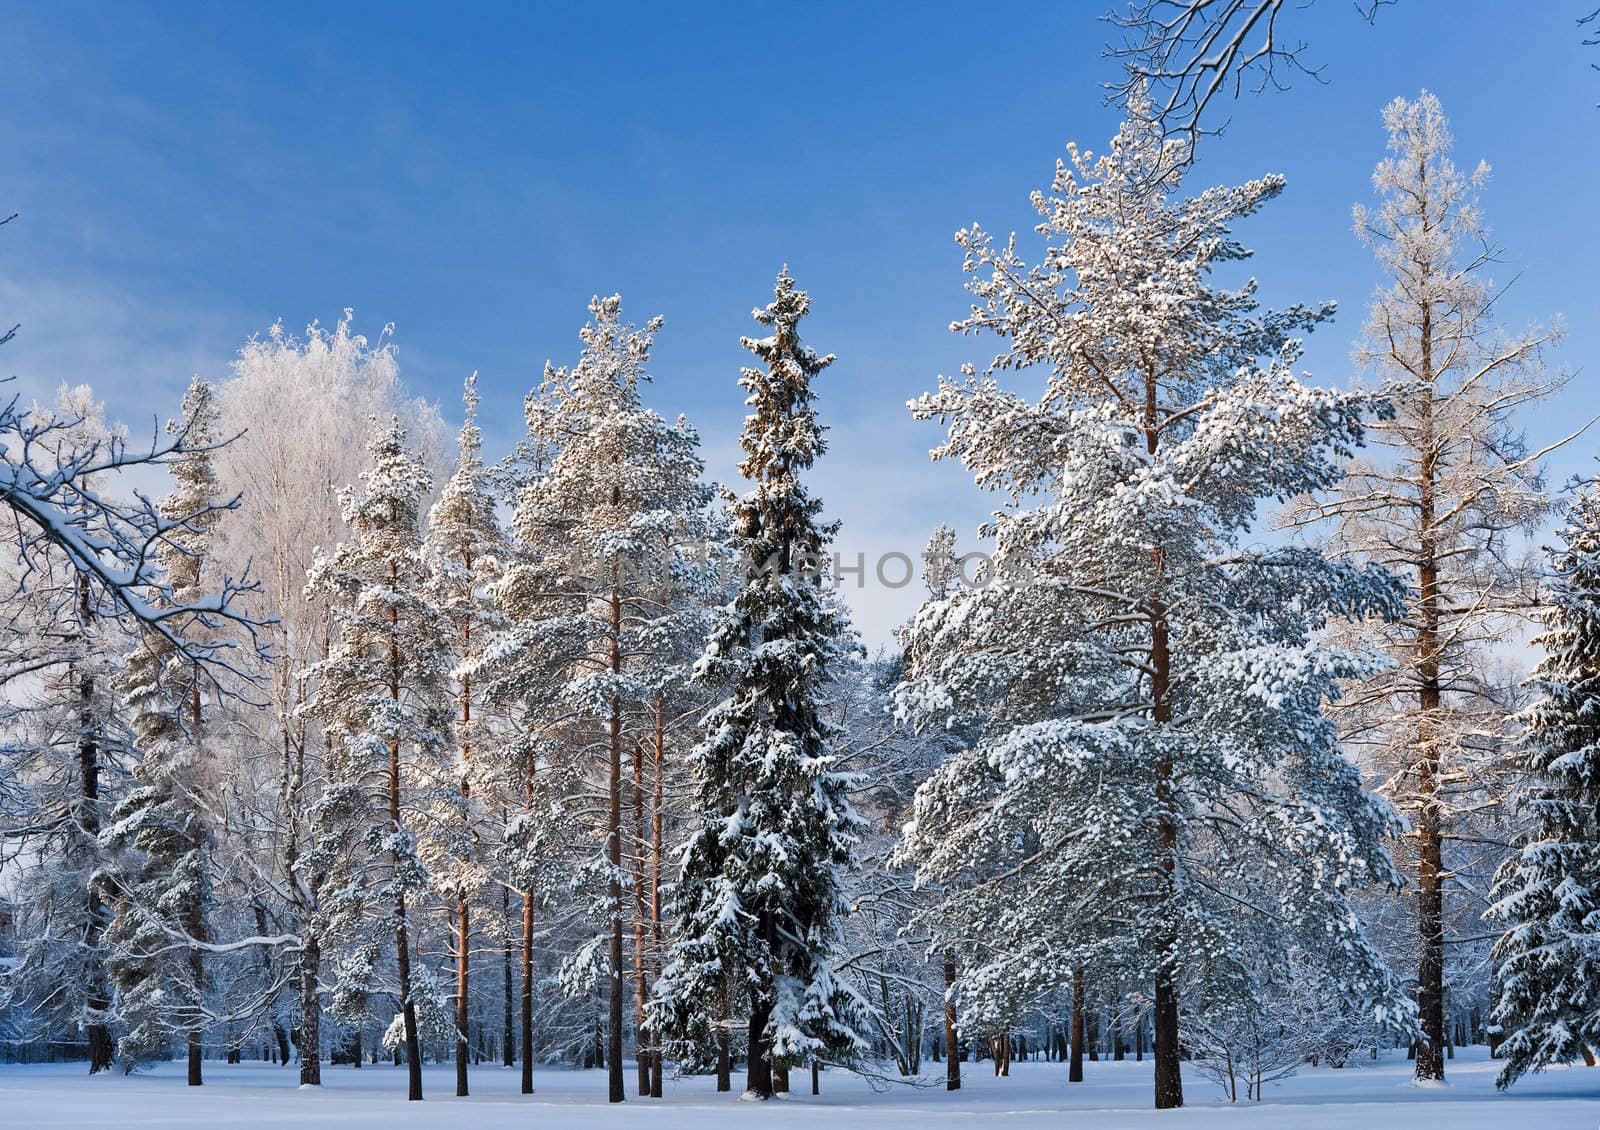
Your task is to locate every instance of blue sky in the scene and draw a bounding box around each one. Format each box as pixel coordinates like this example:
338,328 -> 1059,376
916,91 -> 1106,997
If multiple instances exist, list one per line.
5,1 -> 1598,646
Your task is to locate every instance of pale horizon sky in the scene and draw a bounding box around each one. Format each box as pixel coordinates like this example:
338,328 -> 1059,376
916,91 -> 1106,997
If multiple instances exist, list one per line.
5,1 -> 1598,648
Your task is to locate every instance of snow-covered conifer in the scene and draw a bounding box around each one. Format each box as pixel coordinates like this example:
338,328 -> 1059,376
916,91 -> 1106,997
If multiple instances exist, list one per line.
897,97 -> 1414,1109
300,418 -> 454,1101
423,373 -> 508,1097
472,296 -> 712,1103
651,270 -> 869,1100
103,377 -> 224,1084
1489,476 -> 1600,1087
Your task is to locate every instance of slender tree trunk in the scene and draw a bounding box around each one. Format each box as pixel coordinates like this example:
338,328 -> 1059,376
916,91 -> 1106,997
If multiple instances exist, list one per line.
388,592 -> 423,1102
650,696 -> 666,1098
454,900 -> 470,1096
502,880 -> 515,1068
774,1058 -> 790,1093
633,741 -> 650,1096
521,890 -> 535,1094
943,956 -> 961,1091
1070,968 -> 1085,1083
1146,380 -> 1183,1111
395,884 -> 423,1099
75,581 -> 115,1074
455,656 -> 473,1097
184,679 -> 207,1086
606,570 -> 626,1104
1414,376 -> 1447,1083
279,687 -> 317,1083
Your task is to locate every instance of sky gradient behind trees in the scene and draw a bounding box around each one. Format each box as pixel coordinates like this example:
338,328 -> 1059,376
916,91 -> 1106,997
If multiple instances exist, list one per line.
4,1 -> 1596,647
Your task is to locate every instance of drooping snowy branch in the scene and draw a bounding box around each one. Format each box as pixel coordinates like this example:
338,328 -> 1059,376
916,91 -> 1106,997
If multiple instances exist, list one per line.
0,387 -> 267,687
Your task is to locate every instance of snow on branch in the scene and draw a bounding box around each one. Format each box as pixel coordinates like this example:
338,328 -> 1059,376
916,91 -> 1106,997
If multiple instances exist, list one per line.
1103,0 -> 1390,148
0,383 -> 268,688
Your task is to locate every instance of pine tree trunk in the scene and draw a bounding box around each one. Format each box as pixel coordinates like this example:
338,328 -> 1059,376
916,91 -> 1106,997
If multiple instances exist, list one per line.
455,658 -> 473,1098
395,885 -> 423,1100
502,881 -> 515,1068
1070,968 -> 1085,1083
606,573 -> 626,1105
774,1058 -> 790,1093
1145,375 -> 1184,1111
1151,600 -> 1183,1110
650,697 -> 666,1099
388,591 -> 424,1102
521,890 -> 535,1094
716,1025 -> 731,1092
633,742 -> 650,1097
456,900 -> 470,1096
943,956 -> 961,1091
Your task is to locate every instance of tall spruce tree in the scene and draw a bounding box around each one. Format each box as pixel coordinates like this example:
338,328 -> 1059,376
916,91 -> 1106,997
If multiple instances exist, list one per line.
896,98 -> 1414,1110
651,270 -> 869,1100
1490,476 -> 1600,1087
104,377 -> 223,1084
301,418 -> 454,1101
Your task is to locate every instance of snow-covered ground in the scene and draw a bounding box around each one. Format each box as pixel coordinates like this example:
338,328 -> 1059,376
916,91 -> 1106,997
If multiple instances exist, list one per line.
1,1047 -> 1593,1128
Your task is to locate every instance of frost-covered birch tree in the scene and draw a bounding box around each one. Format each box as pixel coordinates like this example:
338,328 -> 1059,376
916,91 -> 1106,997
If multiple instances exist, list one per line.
210,314 -> 445,1084
897,96 -> 1414,1110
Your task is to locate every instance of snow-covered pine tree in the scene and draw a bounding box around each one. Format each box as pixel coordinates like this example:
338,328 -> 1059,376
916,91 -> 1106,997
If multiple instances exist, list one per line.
103,377 -> 224,1085
1489,475 -> 1600,1087
896,97 -> 1414,1110
626,499 -> 723,1097
473,296 -> 711,1103
300,418 -> 454,1101
1283,92 -> 1566,1083
650,270 -> 869,1100
468,406 -> 568,1095
423,373 -> 508,1098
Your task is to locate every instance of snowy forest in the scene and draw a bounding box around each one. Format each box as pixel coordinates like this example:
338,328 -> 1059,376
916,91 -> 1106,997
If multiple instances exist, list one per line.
3,3 -> 1600,1127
